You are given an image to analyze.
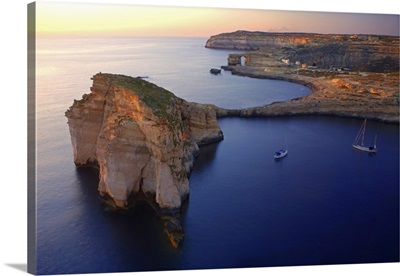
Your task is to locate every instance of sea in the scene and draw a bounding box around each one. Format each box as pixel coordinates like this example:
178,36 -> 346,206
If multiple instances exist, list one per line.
34,37 -> 399,274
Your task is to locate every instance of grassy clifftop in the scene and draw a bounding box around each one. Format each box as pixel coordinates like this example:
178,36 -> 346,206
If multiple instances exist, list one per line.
104,73 -> 177,111
99,73 -> 181,129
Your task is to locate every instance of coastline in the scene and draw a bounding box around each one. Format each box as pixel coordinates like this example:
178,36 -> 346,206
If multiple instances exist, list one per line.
210,65 -> 399,124
204,31 -> 399,124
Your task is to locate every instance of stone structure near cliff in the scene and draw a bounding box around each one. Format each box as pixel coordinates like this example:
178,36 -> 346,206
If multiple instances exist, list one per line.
65,73 -> 223,247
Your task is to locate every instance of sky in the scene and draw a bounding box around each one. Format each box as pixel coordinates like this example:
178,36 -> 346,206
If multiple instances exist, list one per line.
35,1 -> 400,38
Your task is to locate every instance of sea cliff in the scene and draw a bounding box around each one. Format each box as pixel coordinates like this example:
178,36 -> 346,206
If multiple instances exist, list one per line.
206,31 -> 399,123
65,73 -> 223,247
205,31 -> 399,73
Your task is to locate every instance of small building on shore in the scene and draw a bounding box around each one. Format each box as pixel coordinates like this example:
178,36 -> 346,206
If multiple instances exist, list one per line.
228,54 -> 247,66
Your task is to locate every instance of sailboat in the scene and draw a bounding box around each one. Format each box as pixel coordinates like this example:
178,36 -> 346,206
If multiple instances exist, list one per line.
352,118 -> 377,153
274,149 -> 288,159
274,132 -> 288,159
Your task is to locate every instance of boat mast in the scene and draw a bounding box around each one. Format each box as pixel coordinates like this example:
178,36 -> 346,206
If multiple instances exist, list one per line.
361,120 -> 366,146
353,119 -> 367,146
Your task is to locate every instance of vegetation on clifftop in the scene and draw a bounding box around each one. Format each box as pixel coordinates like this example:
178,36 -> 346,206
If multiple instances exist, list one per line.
103,73 -> 183,130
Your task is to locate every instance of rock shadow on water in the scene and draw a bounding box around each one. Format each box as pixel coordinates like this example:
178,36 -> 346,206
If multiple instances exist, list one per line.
73,166 -> 183,272
189,142 -> 221,175
179,141 -> 221,237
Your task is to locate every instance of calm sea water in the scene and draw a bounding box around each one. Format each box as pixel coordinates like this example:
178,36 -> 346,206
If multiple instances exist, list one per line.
35,37 -> 399,274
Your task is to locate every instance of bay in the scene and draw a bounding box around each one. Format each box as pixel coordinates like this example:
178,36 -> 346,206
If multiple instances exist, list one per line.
35,37 -> 399,274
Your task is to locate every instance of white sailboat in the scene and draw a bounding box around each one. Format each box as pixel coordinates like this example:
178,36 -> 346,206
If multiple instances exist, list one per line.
274,132 -> 288,159
274,149 -> 288,159
352,118 -> 377,153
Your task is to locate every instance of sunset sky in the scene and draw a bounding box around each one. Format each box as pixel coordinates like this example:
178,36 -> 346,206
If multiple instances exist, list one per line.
35,1 -> 399,38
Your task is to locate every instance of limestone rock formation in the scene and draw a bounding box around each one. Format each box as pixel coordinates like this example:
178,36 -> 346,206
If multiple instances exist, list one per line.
205,31 -> 399,124
65,73 -> 223,214
206,31 -> 399,72
205,30 -> 315,50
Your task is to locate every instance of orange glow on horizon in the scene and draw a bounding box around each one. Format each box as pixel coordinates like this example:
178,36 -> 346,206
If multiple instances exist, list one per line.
35,2 -> 399,38
36,2 -> 231,37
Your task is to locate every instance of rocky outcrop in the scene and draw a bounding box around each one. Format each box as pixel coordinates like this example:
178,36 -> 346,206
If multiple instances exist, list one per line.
206,31 -> 399,72
205,31 -> 399,123
65,73 -> 223,247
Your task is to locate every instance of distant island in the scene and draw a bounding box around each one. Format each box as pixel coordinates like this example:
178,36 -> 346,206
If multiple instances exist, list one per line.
205,31 -> 399,123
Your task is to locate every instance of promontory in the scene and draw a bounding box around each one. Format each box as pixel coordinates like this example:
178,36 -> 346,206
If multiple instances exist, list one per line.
65,73 -> 223,247
206,31 -> 399,123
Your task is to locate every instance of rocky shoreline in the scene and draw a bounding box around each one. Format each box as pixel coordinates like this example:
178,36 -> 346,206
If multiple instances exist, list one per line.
210,66 -> 399,124
205,31 -> 399,124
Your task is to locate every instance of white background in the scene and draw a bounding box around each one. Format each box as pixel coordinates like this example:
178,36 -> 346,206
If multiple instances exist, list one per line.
1,0 -> 399,275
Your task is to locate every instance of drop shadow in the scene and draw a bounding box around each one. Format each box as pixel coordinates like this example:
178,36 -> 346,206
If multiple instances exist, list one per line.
6,263 -> 27,273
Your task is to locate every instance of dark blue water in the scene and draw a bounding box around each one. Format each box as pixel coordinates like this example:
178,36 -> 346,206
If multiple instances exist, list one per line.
182,116 -> 399,269
35,37 -> 399,274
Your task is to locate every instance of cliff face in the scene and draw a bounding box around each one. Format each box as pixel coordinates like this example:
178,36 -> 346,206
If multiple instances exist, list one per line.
206,31 -> 399,72
205,30 -> 399,123
65,73 -> 223,213
283,43 -> 399,72
205,31 -> 317,50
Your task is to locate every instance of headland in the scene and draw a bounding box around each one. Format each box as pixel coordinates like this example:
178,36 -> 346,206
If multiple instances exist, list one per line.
206,31 -> 399,123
